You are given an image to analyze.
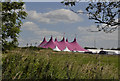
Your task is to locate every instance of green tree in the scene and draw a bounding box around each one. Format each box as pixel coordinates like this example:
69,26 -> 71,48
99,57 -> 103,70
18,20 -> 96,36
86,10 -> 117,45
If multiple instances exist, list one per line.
61,1 -> 120,33
86,2 -> 120,33
1,2 -> 27,51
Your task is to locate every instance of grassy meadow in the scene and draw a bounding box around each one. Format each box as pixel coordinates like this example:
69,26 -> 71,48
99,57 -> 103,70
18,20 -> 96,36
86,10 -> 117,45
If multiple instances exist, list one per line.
2,47 -> 119,80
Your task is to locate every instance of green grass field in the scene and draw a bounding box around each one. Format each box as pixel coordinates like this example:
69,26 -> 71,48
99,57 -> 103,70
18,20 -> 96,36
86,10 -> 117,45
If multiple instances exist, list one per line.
2,47 -> 119,80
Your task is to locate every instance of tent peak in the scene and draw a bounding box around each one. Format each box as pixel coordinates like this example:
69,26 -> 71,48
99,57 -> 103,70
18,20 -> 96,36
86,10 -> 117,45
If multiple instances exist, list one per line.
66,38 -> 68,42
61,37 -> 65,42
55,37 -> 58,42
43,36 -> 46,40
49,36 -> 53,41
73,37 -> 77,42
38,36 -> 47,47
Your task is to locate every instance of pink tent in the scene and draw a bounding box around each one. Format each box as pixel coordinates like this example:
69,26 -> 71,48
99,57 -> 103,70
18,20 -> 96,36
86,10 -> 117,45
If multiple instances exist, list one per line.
66,38 -> 68,42
57,37 -> 72,51
43,36 -> 56,49
69,38 -> 88,51
55,37 -> 58,42
38,36 -> 88,52
38,37 -> 47,47
54,37 -> 61,50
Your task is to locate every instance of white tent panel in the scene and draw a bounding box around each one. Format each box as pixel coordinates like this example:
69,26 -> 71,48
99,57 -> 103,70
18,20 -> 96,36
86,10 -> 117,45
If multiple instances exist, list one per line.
78,51 -> 85,53
87,49 -> 101,53
53,46 -> 61,51
63,46 -> 71,52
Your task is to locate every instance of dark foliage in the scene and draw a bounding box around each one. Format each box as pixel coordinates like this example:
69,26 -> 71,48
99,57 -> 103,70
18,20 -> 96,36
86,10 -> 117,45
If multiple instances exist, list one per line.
1,2 -> 27,51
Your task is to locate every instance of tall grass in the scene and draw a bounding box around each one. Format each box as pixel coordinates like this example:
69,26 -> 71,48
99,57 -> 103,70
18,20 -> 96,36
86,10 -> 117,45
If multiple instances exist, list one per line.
2,48 -> 118,79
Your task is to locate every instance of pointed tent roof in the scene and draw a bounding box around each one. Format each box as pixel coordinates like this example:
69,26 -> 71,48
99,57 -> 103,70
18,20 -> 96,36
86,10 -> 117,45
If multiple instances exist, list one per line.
72,37 -> 76,43
54,37 -> 62,50
63,46 -> 71,52
66,38 -> 68,42
55,37 -> 58,42
43,36 -> 56,49
39,36 -> 88,52
70,37 -> 88,51
53,46 -> 61,51
60,37 -> 65,42
58,37 -> 72,51
38,37 -> 47,47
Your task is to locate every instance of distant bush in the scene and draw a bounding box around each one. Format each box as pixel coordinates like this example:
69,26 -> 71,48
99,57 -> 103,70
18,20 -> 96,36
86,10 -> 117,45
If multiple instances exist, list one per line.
47,47 -> 53,50
111,48 -> 120,50
21,46 -> 46,50
84,47 -> 97,49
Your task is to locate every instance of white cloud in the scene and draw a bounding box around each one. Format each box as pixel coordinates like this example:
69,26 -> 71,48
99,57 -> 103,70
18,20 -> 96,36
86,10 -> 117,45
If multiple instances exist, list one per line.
22,21 -> 61,36
23,22 -> 40,31
26,9 -> 83,24
77,9 -> 84,14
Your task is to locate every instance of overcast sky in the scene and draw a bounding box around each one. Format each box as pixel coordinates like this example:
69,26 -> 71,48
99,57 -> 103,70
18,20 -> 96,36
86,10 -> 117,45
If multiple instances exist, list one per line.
18,2 -> 118,49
